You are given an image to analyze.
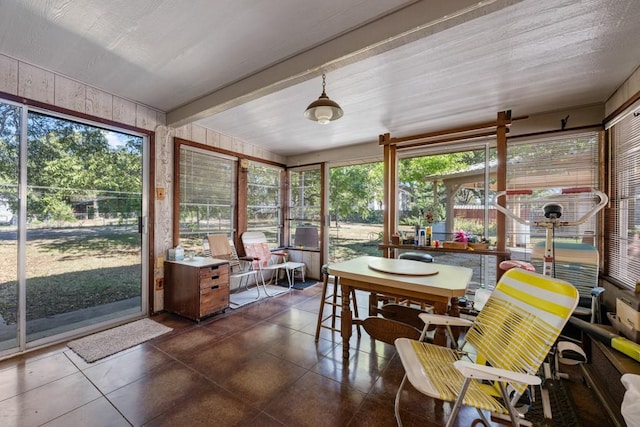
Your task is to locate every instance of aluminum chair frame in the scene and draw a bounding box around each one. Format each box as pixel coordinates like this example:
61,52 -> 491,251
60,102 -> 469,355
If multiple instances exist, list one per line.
241,231 -> 289,289
394,268 -> 579,427
205,235 -> 264,297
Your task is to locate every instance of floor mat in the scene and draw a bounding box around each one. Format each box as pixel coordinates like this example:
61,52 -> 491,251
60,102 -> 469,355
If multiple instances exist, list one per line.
67,318 -> 172,363
290,280 -> 319,290
229,285 -> 289,309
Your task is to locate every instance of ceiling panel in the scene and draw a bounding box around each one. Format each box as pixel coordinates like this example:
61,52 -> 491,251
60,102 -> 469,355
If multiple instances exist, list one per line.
1,0 -> 639,158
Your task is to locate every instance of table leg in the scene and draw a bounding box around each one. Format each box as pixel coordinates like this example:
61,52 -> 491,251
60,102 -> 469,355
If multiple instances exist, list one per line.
368,292 -> 379,316
340,279 -> 353,360
432,301 -> 448,347
448,297 -> 461,341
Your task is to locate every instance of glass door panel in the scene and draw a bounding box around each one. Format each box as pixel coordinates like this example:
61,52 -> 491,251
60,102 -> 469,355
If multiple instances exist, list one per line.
25,112 -> 144,343
0,101 -> 21,352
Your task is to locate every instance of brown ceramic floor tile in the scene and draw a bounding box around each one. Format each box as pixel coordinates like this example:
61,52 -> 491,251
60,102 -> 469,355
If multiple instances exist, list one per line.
105,361 -> 217,426
200,312 -> 260,335
83,344 -> 175,394
150,311 -> 196,329
269,287 -> 321,307
40,397 -> 130,427
143,384 -> 260,427
312,345 -> 391,394
232,320 -> 296,350
266,307 -> 320,331
238,298 -> 290,321
0,285 -> 616,427
152,324 -> 229,360
185,334 -> 268,382
264,330 -> 337,369
264,370 -> 366,427
235,411 -> 286,427
293,295 -> 324,313
0,343 -> 67,371
347,397 -> 440,427
217,351 -> 307,409
0,351 -> 78,401
0,372 -> 102,426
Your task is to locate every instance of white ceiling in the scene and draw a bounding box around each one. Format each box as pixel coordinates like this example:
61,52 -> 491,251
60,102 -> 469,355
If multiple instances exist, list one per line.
1,0 -> 639,157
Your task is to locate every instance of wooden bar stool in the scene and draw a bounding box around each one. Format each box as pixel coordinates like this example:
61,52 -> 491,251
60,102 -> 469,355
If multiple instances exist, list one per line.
314,264 -> 361,341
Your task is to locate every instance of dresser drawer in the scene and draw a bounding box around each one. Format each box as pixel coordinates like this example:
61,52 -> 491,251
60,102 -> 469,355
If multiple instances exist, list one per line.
200,271 -> 229,289
200,284 -> 229,316
199,263 -> 229,278
200,265 -> 229,289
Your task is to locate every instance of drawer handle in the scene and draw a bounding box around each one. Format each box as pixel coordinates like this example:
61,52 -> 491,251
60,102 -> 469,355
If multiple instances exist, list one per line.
210,275 -> 219,280
210,285 -> 219,290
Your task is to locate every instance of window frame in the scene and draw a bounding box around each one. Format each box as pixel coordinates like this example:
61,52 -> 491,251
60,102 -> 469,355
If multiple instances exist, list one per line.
246,161 -> 283,246
287,165 -> 322,251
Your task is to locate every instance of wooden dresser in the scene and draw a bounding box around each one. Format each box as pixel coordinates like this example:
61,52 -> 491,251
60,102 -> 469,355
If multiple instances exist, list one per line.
164,257 -> 230,321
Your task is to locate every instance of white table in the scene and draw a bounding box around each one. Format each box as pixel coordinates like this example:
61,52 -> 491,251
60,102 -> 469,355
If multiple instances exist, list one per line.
283,261 -> 305,288
328,256 -> 472,359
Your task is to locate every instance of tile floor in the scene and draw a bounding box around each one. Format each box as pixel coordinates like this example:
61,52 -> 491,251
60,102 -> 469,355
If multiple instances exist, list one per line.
0,284 -> 612,426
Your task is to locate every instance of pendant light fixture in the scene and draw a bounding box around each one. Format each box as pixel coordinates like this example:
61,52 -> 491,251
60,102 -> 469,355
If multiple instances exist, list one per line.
304,73 -> 343,124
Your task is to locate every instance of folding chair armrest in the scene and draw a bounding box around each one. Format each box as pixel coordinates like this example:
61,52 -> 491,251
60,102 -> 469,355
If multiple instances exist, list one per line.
453,360 -> 541,385
418,313 -> 473,328
271,251 -> 287,257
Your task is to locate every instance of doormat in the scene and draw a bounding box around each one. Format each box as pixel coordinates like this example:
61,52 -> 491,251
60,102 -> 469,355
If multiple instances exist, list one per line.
229,285 -> 289,309
291,280 -> 319,290
67,318 -> 172,363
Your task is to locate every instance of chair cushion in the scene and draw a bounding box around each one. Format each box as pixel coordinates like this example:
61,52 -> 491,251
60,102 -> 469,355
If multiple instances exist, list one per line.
398,252 -> 434,262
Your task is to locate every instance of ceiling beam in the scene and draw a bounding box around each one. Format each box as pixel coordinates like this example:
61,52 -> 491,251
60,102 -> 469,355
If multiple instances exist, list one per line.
166,0 -> 522,127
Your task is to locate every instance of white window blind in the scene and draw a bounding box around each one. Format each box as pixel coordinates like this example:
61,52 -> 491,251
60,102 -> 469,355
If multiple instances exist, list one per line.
609,111 -> 640,289
179,146 -> 235,240
505,132 -> 600,249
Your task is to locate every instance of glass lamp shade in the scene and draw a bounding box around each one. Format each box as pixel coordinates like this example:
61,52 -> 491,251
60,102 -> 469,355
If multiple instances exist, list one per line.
304,93 -> 343,124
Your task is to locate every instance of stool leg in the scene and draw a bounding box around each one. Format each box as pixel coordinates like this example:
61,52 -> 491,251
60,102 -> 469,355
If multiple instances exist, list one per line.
331,278 -> 339,329
351,289 -> 361,337
314,273 -> 330,342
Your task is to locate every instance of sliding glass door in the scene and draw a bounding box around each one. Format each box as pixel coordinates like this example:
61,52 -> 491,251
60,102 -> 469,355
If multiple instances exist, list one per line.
0,101 -> 20,352
0,102 -> 148,355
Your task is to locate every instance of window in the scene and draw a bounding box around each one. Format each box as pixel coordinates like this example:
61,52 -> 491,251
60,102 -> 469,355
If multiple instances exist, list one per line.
399,145 -> 495,243
608,110 -> 640,289
247,162 -> 282,245
288,167 -> 321,250
505,132 -> 600,251
179,146 -> 235,252
398,143 -> 496,287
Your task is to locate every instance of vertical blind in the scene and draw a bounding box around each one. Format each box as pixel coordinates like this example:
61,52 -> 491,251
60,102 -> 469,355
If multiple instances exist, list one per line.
505,132 -> 600,247
608,110 -> 640,289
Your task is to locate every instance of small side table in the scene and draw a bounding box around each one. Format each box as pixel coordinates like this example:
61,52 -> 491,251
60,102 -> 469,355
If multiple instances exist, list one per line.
284,262 -> 306,288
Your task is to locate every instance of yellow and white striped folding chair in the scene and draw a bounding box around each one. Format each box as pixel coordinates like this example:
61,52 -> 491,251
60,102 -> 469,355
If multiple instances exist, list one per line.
394,268 -> 579,427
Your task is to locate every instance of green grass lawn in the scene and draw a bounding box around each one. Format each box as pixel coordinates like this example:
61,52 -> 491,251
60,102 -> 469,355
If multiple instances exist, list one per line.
0,226 -> 140,325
